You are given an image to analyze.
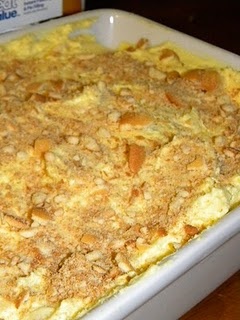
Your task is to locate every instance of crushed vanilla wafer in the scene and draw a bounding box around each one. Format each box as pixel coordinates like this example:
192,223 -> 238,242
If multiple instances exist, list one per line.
0,20 -> 240,319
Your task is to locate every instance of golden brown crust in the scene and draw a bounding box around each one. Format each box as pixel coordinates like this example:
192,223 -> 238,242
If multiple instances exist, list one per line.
0,24 -> 239,318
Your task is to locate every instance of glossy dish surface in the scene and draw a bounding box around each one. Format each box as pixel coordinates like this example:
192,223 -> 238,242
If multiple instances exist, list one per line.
0,9 -> 239,320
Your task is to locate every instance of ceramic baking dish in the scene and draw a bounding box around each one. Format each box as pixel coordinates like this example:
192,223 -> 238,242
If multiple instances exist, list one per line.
1,9 -> 239,320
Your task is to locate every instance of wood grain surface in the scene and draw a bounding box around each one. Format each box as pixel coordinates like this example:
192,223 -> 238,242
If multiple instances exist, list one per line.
181,270 -> 240,320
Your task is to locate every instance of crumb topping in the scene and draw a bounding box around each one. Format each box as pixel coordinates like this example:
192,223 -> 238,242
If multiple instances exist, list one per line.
0,26 -> 239,319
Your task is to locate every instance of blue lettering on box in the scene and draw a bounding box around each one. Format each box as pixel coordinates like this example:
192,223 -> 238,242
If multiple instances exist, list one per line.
0,0 -> 18,22
0,9 -> 18,20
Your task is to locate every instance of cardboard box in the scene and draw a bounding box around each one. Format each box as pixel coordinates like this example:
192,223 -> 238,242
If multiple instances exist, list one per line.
0,0 -> 84,34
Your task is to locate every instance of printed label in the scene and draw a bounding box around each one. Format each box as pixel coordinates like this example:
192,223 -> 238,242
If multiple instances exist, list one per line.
0,0 -> 63,33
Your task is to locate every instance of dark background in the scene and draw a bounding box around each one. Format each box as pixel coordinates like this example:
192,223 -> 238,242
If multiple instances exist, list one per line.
85,0 -> 240,56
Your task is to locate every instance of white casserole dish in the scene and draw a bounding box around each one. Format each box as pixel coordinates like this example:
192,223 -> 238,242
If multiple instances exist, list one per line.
1,9 -> 239,320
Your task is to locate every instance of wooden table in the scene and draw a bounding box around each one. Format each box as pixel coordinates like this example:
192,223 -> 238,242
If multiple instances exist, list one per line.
180,270 -> 240,320
85,1 -> 240,318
